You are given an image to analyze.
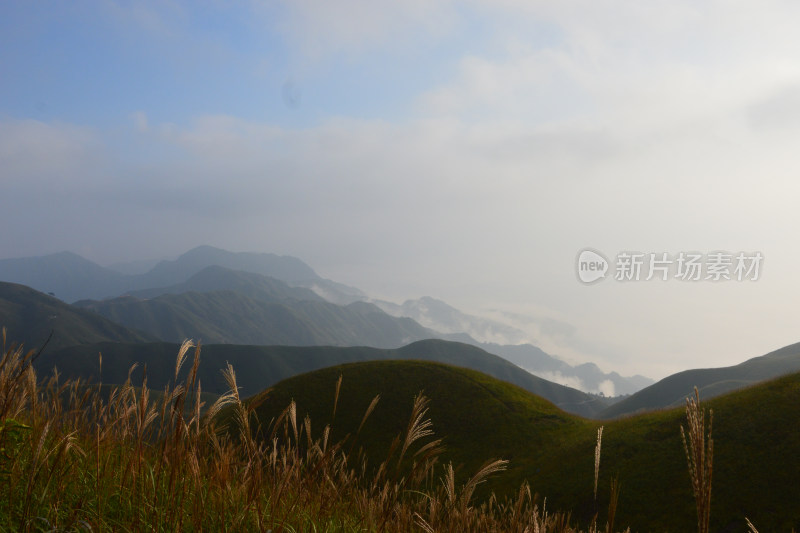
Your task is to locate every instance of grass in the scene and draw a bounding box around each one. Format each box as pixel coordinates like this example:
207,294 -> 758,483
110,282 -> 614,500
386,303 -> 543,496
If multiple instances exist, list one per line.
37,338 -> 610,417
3,329 -> 800,531
0,333 -> 628,532
245,359 -> 800,532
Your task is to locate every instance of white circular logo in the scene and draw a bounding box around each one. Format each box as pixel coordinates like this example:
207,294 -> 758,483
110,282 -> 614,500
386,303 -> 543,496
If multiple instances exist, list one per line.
576,249 -> 609,284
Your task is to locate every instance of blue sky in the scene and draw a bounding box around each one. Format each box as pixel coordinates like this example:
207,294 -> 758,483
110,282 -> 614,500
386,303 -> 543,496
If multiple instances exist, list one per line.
4,1 -> 800,381
0,2 -> 502,127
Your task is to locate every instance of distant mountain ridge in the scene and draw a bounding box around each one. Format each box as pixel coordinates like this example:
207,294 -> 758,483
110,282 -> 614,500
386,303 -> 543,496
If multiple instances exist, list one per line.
0,281 -> 154,351
479,342 -> 653,396
372,296 -> 652,395
373,296 -> 532,344
124,265 -> 325,302
0,246 -> 652,395
600,340 -> 800,418
76,288 -> 435,349
0,246 -> 364,304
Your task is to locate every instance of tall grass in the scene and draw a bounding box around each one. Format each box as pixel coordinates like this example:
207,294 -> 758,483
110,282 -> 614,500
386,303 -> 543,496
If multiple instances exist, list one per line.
681,387 -> 713,533
0,334 -> 631,532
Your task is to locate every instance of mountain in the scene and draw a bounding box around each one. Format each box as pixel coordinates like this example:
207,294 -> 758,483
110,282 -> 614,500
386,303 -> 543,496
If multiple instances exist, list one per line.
34,339 -> 612,417
136,245 -> 319,287
372,296 -> 532,344
372,296 -> 652,395
74,289 -> 434,348
0,251 -> 127,303
239,360 -> 800,532
0,281 -> 154,351
0,246 -> 364,305
135,246 -> 365,304
600,340 -> 800,418
479,342 -> 653,396
125,265 -> 325,302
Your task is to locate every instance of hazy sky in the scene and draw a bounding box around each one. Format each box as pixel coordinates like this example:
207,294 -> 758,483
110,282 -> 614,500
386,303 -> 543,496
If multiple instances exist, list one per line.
3,1 -> 800,379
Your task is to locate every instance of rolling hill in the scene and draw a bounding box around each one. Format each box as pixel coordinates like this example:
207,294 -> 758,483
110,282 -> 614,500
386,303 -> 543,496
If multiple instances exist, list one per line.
240,359 -> 800,532
599,340 -> 800,418
0,281 -> 154,351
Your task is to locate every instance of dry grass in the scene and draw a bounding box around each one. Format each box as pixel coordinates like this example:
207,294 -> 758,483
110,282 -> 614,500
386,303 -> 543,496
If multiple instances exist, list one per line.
0,332 -> 635,532
594,425 -> 603,501
681,387 -> 713,533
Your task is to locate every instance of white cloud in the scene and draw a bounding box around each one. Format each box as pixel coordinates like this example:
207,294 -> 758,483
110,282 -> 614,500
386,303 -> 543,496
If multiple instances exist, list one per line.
8,2 -> 800,380
530,370 -> 586,392
266,0 -> 458,60
596,379 -> 615,398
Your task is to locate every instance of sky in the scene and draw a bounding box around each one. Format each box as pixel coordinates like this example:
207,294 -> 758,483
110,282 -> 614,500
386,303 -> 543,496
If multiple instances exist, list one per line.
2,1 -> 800,380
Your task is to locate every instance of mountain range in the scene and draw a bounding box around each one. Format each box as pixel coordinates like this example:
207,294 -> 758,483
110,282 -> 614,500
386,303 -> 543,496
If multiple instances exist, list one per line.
600,340 -> 800,418
0,245 -> 364,304
2,244 -> 800,421
0,281 -> 154,351
373,295 -> 652,395
0,246 -> 648,395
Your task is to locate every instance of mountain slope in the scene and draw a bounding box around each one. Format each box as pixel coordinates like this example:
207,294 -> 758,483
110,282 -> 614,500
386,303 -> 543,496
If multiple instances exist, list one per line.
136,246 -> 365,304
600,340 -> 800,418
479,342 -> 653,396
373,296 -> 532,344
0,246 -> 363,304
35,339 -> 610,417
244,360 -> 589,497
372,296 -> 652,395
125,265 -> 324,302
240,360 -> 800,532
0,281 -> 154,351
75,290 -> 435,348
137,245 -> 320,287
0,252 -> 127,303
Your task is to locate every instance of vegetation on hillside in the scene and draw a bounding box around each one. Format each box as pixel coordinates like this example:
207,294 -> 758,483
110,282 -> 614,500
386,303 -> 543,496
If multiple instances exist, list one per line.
0,332 -> 790,531
36,339 -> 611,417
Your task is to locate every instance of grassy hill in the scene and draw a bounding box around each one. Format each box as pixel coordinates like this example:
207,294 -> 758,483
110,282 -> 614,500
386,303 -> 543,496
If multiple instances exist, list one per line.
35,339 -> 611,417
242,360 -> 800,532
243,361 -> 590,499
600,340 -> 800,418
0,281 -> 154,351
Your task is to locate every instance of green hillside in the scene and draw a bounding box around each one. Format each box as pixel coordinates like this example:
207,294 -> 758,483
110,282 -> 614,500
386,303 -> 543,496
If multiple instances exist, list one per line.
242,360 -> 800,532
35,339 -> 610,417
0,281 -> 153,351
601,340 -> 800,418
243,361 -> 590,499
